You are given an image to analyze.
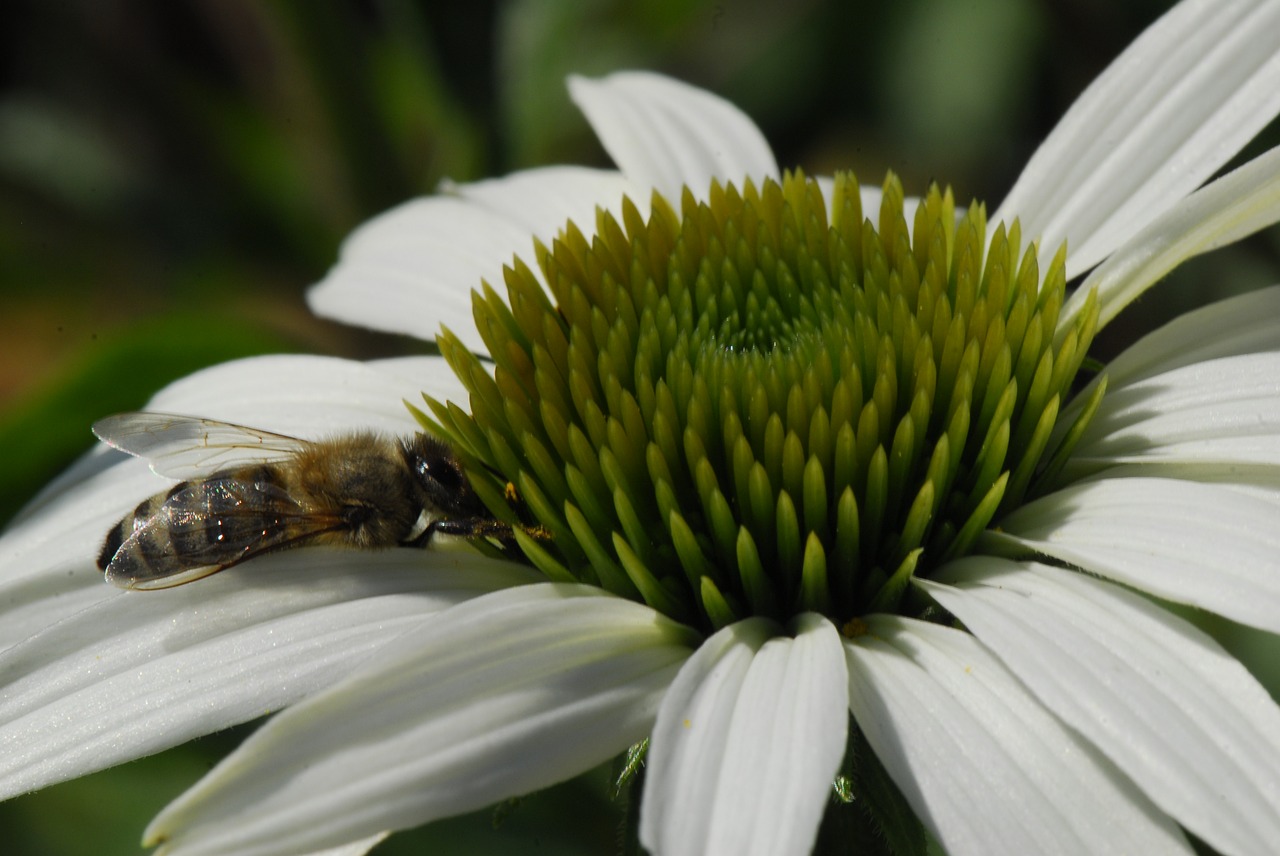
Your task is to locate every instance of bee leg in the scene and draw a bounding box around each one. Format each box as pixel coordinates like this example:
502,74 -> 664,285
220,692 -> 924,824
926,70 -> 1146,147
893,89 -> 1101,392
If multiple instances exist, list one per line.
405,517 -> 516,548
434,518 -> 518,540
404,519 -> 551,566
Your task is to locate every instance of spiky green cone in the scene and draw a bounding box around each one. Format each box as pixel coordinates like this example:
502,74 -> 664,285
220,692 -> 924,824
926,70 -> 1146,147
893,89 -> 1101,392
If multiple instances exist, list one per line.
418,171 -> 1101,633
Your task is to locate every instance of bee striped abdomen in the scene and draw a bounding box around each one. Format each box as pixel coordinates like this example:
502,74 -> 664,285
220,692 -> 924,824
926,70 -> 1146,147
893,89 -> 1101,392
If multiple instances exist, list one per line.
97,494 -> 163,571
99,466 -> 304,587
172,469 -> 284,556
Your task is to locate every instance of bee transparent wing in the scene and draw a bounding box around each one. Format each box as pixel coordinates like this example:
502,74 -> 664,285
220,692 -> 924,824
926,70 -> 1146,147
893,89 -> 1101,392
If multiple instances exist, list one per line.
104,478 -> 348,590
93,412 -> 311,478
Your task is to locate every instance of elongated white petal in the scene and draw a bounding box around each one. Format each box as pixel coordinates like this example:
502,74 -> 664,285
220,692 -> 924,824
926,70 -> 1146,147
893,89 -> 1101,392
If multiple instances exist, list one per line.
995,0 -> 1280,277
1065,353 -> 1280,473
995,478 -> 1280,633
569,72 -> 779,205
923,560 -> 1280,856
1066,464 -> 1280,506
1053,288 -> 1280,476
0,452 -> 159,649
0,551 -> 539,800
1062,285 -> 1280,410
308,195 -> 530,350
362,354 -> 473,405
641,614 -> 847,856
641,618 -> 772,854
1060,143 -> 1280,333
308,167 -> 630,351
144,584 -> 696,856
845,616 -> 1189,856
442,165 -> 637,239
0,355 -> 459,652
1095,284 -> 1280,383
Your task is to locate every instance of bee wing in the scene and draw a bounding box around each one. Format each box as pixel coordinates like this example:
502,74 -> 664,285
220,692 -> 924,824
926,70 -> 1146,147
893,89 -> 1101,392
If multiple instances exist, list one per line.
104,480 -> 349,590
93,412 -> 311,478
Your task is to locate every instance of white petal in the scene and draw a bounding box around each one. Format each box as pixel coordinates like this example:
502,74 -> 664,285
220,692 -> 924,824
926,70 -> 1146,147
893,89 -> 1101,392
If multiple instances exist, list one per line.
995,0 -> 1280,277
442,165 -> 637,239
994,477 -> 1280,633
1053,287 -> 1280,483
641,618 -> 772,854
144,584 -> 695,856
923,560 -> 1280,856
568,72 -> 779,205
308,194 -> 533,351
641,614 -> 847,856
363,354 -> 472,405
1066,352 -> 1280,471
1068,284 -> 1280,396
0,451 -> 156,649
0,551 -> 539,800
308,167 -> 631,352
845,616 -> 1189,856
143,353 -> 460,439
1072,465 -> 1280,505
1060,143 -> 1280,333
0,355 -> 456,652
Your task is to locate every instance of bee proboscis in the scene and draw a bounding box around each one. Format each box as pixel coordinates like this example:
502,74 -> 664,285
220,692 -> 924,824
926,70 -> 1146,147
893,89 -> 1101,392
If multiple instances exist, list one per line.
94,412 -> 535,590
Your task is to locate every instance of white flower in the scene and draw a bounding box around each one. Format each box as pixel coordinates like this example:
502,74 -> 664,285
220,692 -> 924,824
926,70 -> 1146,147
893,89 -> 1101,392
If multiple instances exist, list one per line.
4,1 -> 1280,855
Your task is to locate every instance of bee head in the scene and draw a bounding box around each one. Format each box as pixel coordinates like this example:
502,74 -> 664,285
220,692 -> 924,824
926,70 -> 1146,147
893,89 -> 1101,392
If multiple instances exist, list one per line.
402,434 -> 488,518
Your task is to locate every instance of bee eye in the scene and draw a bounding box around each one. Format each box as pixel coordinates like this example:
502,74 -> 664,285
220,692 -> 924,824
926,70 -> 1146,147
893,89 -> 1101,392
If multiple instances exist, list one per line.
419,456 -> 463,489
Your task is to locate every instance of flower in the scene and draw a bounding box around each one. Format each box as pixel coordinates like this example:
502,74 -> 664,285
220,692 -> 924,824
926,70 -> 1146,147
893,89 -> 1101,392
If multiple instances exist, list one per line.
5,1 -> 1280,854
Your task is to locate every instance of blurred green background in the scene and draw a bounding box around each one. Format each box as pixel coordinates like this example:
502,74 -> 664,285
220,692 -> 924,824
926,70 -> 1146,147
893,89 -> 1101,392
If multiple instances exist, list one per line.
2,0 -> 1277,853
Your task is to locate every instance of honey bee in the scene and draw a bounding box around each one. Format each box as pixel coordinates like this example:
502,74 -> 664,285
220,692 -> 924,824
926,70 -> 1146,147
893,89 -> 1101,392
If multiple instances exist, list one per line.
93,412 -> 532,590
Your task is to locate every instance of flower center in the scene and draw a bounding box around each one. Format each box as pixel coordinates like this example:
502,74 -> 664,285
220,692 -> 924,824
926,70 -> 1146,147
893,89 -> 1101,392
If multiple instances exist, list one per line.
423,172 -> 1100,633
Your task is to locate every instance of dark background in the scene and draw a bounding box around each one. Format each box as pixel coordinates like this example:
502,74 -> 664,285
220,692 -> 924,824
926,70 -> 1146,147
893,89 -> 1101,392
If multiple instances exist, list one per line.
2,1 -> 1276,853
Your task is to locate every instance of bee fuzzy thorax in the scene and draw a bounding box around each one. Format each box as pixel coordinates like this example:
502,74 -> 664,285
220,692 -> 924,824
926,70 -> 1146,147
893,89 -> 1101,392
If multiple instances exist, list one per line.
289,433 -> 424,547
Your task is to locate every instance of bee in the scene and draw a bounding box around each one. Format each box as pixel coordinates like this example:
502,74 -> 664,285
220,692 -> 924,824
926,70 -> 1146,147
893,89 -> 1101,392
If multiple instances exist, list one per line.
93,412 -> 534,590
